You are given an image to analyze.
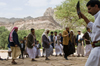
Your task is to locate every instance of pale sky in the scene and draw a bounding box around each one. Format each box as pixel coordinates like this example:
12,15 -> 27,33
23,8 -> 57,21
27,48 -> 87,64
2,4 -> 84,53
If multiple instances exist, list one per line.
0,0 -> 64,18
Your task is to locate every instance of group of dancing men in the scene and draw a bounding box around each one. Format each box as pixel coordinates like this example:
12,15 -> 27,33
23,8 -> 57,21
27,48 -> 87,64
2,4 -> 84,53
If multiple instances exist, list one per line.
5,0 -> 100,66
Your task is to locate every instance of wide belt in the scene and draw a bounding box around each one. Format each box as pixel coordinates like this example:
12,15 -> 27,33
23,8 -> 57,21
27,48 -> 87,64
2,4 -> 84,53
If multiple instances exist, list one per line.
91,41 -> 100,48
78,41 -> 82,43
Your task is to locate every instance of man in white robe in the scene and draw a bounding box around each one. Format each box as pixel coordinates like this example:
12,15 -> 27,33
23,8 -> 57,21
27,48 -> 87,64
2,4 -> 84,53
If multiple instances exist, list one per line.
76,31 -> 84,57
57,33 -> 63,56
54,32 -> 58,56
26,28 -> 37,61
83,27 -> 93,56
80,0 -> 100,66
49,32 -> 54,55
35,41 -> 41,57
53,32 -> 61,56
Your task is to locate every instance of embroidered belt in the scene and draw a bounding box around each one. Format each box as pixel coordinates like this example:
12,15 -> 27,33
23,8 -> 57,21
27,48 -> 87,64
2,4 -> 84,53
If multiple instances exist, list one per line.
78,41 -> 82,43
91,41 -> 100,48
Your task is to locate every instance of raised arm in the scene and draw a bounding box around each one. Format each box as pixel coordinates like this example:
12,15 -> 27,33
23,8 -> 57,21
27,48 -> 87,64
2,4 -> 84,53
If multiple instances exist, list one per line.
80,12 -> 93,30
80,12 -> 90,24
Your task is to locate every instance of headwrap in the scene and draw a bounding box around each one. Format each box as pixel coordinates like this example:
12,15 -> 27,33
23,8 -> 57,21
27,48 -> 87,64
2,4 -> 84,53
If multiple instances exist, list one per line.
70,30 -> 73,32
9,27 -> 18,42
59,32 -> 62,34
42,29 -> 50,39
41,29 -> 50,44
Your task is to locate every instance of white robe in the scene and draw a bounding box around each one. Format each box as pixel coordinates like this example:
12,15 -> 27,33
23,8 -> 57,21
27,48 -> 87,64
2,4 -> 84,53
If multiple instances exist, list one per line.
85,44 -> 93,56
77,43 -> 84,55
55,44 -> 63,55
27,47 -> 36,59
35,44 -> 41,56
85,47 -> 100,66
85,32 -> 93,56
54,36 -> 63,55
77,35 -> 84,55
85,11 -> 100,66
54,36 -> 57,47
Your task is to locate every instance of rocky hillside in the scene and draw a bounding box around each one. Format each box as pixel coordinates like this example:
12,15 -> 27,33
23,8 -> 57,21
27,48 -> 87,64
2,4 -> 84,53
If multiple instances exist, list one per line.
0,7 -> 62,30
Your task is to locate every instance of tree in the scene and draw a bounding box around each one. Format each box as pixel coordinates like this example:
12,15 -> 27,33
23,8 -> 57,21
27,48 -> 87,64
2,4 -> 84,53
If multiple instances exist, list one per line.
55,0 -> 95,33
18,30 -> 29,41
0,26 -> 8,34
0,27 -> 10,49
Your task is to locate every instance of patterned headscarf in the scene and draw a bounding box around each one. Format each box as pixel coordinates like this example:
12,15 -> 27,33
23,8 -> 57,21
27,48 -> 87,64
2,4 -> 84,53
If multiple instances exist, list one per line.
9,27 -> 18,42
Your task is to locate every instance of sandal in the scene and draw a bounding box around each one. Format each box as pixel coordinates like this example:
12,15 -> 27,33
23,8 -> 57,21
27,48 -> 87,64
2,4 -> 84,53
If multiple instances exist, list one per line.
12,61 -> 17,64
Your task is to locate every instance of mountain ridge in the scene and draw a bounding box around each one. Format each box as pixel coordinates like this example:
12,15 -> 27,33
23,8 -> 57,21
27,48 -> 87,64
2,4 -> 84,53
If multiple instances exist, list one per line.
0,7 -> 62,30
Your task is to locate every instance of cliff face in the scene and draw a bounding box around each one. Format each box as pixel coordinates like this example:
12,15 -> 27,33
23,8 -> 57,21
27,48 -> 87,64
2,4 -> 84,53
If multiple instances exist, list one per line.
0,7 -> 62,30
44,7 -> 54,17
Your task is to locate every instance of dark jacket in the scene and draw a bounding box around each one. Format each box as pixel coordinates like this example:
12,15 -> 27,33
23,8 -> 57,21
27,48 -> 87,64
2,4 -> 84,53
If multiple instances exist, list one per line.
61,36 -> 63,45
38,44 -> 41,49
83,32 -> 91,44
27,33 -> 35,48
23,40 -> 26,49
50,35 -> 54,42
36,44 -> 41,49
8,31 -> 20,47
76,35 -> 83,45
20,41 -> 25,50
7,44 -> 10,48
42,35 -> 50,48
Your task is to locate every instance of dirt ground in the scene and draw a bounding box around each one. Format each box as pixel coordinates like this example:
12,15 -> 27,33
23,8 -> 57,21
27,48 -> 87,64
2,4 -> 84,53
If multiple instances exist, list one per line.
0,55 -> 87,66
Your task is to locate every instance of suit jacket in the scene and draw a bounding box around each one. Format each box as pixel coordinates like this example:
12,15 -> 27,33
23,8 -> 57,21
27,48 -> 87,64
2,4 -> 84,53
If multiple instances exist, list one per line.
27,33 -> 35,48
20,43 -> 25,51
62,30 -> 69,45
42,35 -> 50,48
20,40 -> 25,50
49,35 -> 54,46
83,32 -> 90,44
49,35 -> 54,42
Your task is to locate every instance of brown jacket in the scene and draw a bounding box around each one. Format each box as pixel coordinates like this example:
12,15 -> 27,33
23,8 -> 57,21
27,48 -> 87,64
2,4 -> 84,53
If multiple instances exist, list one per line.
70,35 -> 76,45
27,33 -> 36,48
62,30 -> 69,45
